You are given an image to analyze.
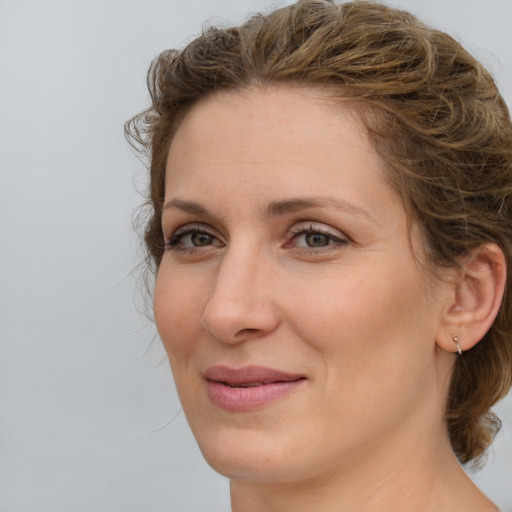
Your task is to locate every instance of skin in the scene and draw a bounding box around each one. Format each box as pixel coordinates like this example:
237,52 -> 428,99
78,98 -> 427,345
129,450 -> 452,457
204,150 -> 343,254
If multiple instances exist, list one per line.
154,86 -> 498,511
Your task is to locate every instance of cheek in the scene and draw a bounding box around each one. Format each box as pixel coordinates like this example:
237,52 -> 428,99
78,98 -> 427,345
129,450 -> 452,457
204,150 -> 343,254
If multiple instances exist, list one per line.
153,265 -> 205,355
286,269 -> 437,443
289,263 -> 435,373
153,267 -> 209,414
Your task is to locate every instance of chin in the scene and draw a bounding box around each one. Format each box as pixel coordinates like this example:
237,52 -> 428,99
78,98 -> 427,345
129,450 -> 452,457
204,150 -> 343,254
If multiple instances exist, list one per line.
193,425 -> 307,482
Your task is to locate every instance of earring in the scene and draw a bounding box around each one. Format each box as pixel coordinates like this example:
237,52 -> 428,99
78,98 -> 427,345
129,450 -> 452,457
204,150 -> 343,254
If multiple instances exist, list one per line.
453,336 -> 463,355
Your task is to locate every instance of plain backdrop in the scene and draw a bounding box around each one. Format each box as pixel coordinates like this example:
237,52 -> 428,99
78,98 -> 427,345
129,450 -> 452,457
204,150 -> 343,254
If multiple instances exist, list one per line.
1,1 -> 511,511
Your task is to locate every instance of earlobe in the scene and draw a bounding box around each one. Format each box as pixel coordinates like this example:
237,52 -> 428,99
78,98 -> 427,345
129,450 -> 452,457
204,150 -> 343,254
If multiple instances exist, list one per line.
436,243 -> 507,353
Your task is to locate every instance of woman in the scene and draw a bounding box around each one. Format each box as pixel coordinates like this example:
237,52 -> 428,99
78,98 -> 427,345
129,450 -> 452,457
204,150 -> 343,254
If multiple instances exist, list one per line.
126,0 -> 512,510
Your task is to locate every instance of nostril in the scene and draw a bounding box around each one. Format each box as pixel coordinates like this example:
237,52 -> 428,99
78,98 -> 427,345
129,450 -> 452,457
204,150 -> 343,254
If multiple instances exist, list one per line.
200,296 -> 280,343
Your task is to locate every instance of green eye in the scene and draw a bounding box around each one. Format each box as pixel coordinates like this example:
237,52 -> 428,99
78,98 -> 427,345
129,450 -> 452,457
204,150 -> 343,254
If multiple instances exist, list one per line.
286,224 -> 349,252
305,233 -> 331,247
191,233 -> 215,246
166,225 -> 223,251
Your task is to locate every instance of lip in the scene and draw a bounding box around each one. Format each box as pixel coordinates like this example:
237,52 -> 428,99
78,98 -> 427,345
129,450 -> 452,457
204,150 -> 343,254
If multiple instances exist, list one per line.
204,365 -> 307,412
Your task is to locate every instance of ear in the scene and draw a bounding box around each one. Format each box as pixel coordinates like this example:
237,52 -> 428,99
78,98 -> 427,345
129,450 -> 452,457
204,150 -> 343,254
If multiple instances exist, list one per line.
436,243 -> 507,353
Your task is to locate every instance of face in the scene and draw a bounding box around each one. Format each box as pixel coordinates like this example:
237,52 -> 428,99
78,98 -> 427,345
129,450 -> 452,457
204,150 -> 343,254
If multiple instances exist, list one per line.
154,86 -> 450,484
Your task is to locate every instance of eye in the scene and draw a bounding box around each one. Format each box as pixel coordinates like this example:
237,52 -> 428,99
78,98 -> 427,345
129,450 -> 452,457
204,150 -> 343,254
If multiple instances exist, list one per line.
298,232 -> 332,248
165,224 -> 223,252
285,223 -> 348,251
181,232 -> 216,247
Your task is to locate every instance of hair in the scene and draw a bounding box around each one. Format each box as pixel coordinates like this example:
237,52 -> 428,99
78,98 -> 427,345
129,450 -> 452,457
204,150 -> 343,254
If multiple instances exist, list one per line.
126,0 -> 512,465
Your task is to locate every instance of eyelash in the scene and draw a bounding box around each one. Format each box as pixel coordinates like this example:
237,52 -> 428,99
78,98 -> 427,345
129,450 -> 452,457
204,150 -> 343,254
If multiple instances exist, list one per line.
164,223 -> 348,254
285,224 -> 348,252
165,224 -> 221,253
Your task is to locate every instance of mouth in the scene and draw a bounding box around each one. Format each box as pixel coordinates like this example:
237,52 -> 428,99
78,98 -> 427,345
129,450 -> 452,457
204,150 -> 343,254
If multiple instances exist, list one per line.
203,365 -> 307,412
222,381 -> 277,388
204,365 -> 306,387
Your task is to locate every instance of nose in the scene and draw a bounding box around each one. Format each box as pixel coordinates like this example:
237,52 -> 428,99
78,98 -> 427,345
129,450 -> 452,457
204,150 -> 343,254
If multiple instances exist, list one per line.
201,248 -> 280,344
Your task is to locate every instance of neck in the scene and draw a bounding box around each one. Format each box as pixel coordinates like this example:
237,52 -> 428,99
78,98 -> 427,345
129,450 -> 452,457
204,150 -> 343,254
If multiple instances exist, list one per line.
230,425 -> 496,512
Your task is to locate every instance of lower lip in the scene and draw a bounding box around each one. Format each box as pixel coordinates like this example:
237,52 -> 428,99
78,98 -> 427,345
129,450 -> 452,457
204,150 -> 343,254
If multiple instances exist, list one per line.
206,379 -> 305,412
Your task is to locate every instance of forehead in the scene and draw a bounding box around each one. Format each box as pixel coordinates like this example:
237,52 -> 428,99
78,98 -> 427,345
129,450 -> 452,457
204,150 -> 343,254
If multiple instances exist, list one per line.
163,85 -> 434,274
170,85 -> 365,144
165,86 -> 387,196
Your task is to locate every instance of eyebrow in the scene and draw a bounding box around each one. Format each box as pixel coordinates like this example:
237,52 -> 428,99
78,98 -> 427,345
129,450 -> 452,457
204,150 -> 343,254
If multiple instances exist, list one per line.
263,197 -> 376,223
163,196 -> 376,224
163,198 -> 210,215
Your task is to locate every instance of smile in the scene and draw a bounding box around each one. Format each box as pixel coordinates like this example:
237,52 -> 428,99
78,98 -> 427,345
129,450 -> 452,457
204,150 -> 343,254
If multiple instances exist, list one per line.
204,365 -> 307,412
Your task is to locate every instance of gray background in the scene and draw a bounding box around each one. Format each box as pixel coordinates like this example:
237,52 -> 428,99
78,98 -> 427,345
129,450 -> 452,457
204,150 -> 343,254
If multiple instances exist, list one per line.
1,1 -> 511,511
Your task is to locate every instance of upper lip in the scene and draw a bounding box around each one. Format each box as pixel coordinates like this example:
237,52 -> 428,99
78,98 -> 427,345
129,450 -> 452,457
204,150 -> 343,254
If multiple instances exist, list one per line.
204,365 -> 307,386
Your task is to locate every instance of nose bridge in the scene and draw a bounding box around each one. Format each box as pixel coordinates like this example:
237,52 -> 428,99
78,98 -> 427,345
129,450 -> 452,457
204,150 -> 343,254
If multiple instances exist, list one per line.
201,242 -> 277,342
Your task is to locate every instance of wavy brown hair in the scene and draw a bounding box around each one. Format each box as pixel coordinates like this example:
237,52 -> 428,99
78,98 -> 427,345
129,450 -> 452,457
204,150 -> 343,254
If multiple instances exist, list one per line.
126,0 -> 512,465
